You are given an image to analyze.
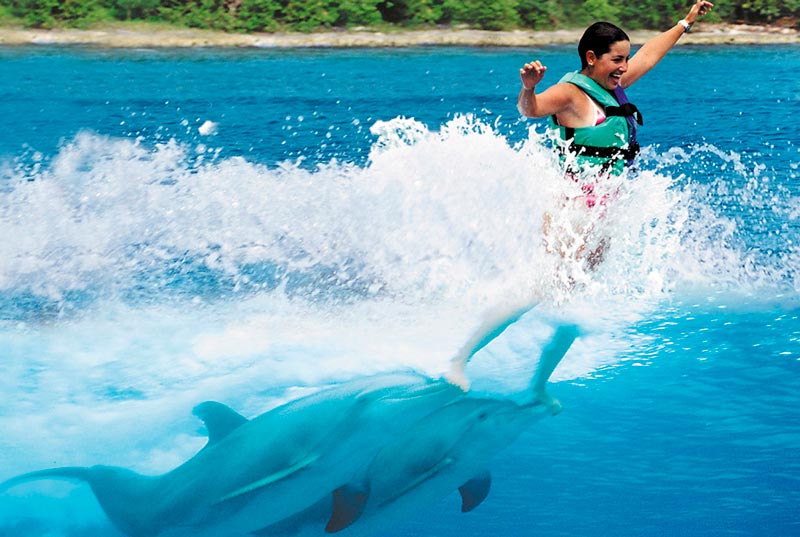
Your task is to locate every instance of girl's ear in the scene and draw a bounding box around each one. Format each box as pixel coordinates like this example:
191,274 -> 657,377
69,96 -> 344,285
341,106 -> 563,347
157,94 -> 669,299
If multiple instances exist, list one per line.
586,50 -> 597,67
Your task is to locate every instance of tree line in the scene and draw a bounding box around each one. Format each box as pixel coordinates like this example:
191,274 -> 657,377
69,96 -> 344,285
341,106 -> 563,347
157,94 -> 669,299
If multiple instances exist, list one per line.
1,0 -> 797,32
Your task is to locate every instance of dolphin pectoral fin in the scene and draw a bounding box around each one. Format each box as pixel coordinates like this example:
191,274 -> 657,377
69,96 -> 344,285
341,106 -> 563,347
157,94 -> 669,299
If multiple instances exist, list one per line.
1,467 -> 91,492
215,453 -> 321,504
458,471 -> 491,512
193,401 -> 249,446
326,484 -> 369,533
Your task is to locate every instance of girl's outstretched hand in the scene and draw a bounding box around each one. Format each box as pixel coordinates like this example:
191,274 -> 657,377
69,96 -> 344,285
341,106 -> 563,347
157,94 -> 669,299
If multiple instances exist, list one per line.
686,0 -> 713,24
520,60 -> 547,90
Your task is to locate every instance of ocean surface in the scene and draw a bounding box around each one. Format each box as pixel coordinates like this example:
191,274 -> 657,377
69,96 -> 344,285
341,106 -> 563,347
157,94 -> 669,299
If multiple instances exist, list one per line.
0,43 -> 798,536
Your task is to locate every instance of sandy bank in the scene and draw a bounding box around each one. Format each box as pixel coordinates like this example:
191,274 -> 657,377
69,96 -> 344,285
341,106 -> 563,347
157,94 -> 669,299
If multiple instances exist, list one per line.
0,24 -> 797,48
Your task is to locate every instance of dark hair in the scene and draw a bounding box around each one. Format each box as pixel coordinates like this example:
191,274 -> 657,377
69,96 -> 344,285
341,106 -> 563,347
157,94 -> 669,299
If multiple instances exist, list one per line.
578,22 -> 630,69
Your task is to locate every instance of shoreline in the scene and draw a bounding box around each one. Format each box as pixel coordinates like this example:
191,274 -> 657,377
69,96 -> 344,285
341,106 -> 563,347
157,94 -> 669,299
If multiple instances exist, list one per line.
0,24 -> 798,48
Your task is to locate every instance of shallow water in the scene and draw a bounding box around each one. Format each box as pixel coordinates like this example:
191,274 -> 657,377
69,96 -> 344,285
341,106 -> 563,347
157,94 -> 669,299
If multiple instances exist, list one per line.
0,44 -> 798,536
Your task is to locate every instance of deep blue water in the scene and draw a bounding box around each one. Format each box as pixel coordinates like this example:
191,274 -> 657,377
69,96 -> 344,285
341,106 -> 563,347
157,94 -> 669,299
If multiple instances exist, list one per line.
0,44 -> 798,537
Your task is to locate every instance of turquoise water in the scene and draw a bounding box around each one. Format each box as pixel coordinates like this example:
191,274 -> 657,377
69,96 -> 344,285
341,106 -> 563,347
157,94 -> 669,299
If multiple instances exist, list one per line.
0,44 -> 798,536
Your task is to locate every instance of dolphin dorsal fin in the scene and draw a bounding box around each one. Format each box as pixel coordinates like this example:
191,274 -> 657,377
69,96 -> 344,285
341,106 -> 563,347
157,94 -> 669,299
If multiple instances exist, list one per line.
193,401 -> 248,446
326,484 -> 369,533
458,471 -> 491,512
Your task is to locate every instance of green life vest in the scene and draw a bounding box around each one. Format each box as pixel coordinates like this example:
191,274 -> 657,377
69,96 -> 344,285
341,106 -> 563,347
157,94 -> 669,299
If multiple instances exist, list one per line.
549,72 -> 643,176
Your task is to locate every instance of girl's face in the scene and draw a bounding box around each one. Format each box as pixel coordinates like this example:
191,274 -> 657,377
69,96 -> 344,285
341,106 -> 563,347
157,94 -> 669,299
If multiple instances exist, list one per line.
587,40 -> 631,90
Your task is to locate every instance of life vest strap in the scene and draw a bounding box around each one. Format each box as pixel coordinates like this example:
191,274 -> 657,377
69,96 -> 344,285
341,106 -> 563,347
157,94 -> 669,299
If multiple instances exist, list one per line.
562,141 -> 641,161
604,103 -> 644,125
559,126 -> 641,162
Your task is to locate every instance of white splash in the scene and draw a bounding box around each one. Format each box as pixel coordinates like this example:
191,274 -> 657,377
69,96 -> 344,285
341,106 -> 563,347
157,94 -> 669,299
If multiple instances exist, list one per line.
198,120 -> 218,136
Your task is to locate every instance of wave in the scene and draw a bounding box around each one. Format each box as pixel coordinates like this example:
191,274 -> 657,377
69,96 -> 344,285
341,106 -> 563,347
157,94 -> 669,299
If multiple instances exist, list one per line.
0,116 -> 796,319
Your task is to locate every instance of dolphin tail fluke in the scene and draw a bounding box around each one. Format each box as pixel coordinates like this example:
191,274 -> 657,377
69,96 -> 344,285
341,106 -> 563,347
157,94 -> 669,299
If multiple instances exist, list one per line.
1,467 -> 91,492
326,484 -> 369,533
446,300 -> 538,391
4,465 -> 159,537
458,471 -> 491,512
532,323 -> 579,414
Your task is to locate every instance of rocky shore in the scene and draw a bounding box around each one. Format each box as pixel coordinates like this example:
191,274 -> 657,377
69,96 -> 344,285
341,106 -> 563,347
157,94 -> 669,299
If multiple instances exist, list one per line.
0,23 -> 797,48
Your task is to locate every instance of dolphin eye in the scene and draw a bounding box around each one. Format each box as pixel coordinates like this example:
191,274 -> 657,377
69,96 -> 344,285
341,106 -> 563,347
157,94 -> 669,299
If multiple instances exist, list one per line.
478,412 -> 488,421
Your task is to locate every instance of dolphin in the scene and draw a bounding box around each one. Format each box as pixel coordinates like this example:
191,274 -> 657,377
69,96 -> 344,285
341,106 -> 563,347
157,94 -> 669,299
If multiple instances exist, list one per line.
256,324 -> 579,536
1,372 -> 461,537
1,301 -> 540,536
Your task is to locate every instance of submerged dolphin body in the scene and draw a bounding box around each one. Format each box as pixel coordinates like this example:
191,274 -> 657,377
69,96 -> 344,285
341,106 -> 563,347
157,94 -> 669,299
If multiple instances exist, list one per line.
1,372 -> 462,537
2,302 -> 540,536
257,324 -> 579,537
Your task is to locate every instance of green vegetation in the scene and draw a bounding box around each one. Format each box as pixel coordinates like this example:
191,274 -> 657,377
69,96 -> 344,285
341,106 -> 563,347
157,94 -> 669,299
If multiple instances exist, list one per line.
0,0 -> 797,31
